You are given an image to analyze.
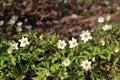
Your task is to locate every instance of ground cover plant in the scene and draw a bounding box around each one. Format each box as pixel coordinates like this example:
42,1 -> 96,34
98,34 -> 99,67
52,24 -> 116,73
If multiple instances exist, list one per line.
0,14 -> 120,80
0,0 -> 120,80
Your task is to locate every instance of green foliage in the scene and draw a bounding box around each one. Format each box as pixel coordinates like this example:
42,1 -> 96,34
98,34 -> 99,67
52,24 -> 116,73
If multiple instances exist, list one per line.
0,17 -> 120,80
0,0 -> 13,6
76,0 -> 103,3
76,0 -> 95,3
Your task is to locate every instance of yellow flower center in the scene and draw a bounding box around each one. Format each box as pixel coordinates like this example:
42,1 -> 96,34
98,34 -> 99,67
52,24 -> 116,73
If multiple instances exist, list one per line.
72,41 -> 76,45
12,45 -> 16,49
84,34 -> 88,38
85,63 -> 88,67
60,43 -> 64,47
65,60 -> 69,64
22,40 -> 27,44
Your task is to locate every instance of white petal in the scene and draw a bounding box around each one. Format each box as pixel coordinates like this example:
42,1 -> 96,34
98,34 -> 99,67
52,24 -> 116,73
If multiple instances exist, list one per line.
20,43 -> 26,47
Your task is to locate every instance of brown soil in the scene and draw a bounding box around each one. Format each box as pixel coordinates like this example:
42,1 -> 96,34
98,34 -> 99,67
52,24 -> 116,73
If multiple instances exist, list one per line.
0,0 -> 120,40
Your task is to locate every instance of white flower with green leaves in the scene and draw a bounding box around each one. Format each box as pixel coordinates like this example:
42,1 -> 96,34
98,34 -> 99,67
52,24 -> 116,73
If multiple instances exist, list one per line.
69,37 -> 78,48
97,16 -> 104,23
62,58 -> 70,67
102,24 -> 112,31
19,37 -> 29,47
81,60 -> 92,71
80,30 -> 92,43
9,41 -> 19,50
57,40 -> 67,49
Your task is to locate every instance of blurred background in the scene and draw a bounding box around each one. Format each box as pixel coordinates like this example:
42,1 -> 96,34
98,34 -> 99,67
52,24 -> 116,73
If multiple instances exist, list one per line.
0,0 -> 120,40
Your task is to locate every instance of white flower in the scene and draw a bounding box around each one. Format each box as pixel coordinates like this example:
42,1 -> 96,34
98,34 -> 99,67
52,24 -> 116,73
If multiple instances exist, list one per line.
69,37 -> 78,48
57,40 -> 67,49
99,40 -> 105,46
19,37 -> 29,47
80,30 -> 92,43
81,60 -> 92,71
114,47 -> 119,53
62,58 -> 70,66
97,16 -> 104,23
9,19 -> 15,25
9,41 -> 19,50
16,26 -> 22,32
0,20 -> 4,26
102,24 -> 108,31
106,15 -> 111,21
17,21 -> 23,26
102,24 -> 112,31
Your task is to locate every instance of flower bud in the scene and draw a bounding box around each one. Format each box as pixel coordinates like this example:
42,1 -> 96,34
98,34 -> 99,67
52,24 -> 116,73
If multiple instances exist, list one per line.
92,57 -> 96,62
99,40 -> 105,46
114,47 -> 119,53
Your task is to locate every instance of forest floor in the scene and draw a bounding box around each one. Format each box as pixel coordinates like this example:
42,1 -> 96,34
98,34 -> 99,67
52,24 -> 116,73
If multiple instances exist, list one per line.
0,0 -> 120,40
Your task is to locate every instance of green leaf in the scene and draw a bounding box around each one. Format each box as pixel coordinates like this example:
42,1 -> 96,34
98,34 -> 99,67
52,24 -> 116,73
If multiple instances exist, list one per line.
23,65 -> 29,73
90,73 -> 95,80
99,54 -> 107,59
113,57 -> 119,66
51,53 -> 61,63
10,57 -> 16,65
50,63 -> 61,72
107,53 -> 111,61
